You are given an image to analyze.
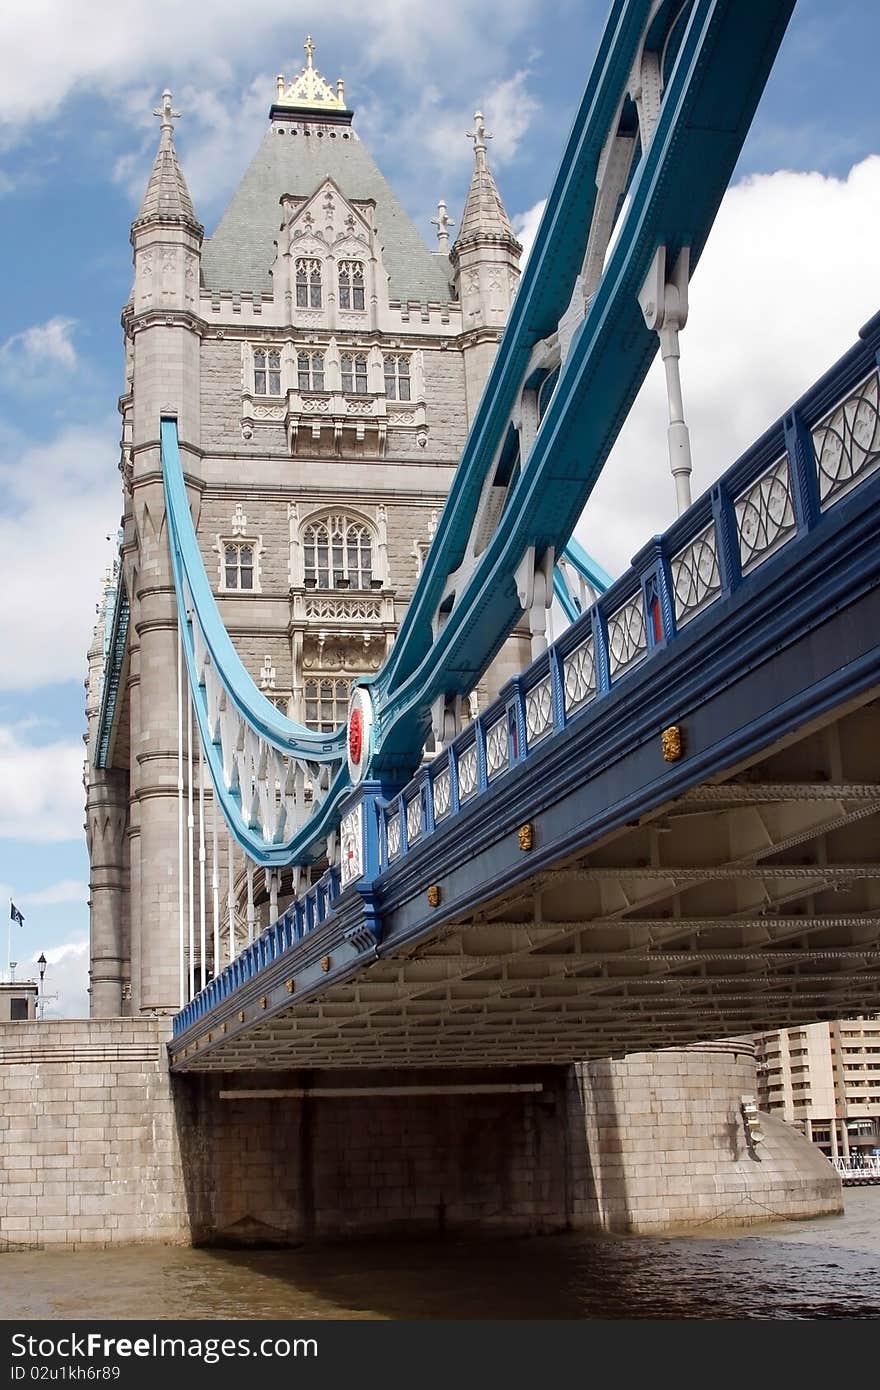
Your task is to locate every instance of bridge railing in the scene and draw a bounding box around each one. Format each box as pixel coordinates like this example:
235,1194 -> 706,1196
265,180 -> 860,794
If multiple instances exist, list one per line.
174,866 -> 341,1034
367,313 -> 880,877
172,312 -> 879,1038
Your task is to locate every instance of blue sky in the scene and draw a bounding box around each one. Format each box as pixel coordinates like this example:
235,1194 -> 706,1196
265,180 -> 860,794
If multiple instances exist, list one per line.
0,0 -> 878,1014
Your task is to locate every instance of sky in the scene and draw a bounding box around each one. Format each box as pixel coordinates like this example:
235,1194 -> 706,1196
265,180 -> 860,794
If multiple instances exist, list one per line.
0,0 -> 878,1017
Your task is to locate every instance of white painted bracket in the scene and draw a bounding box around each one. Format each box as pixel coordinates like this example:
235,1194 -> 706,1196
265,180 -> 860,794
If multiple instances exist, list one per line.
639,244 -> 693,515
515,545 -> 556,658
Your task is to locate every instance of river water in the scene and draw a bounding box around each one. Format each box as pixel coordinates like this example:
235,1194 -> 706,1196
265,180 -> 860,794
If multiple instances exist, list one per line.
2,1189 -> 878,1320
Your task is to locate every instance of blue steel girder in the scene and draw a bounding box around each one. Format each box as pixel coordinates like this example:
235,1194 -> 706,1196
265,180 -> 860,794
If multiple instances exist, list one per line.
367,0 -> 796,776
160,0 -> 796,866
162,419 -> 349,866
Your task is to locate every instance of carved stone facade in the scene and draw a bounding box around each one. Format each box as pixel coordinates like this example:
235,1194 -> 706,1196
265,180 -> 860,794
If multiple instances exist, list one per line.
85,46 -> 521,1016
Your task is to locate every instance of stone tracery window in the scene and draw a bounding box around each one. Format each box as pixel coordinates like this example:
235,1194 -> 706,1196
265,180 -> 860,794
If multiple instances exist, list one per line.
340,351 -> 368,394
338,261 -> 365,310
223,541 -> 255,591
302,514 -> 373,590
303,677 -> 351,732
297,350 -> 325,391
295,258 -> 322,309
253,348 -> 281,396
384,354 -> 411,401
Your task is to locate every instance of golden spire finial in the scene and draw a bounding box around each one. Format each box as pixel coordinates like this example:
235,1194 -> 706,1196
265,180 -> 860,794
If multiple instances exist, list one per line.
274,38 -> 347,111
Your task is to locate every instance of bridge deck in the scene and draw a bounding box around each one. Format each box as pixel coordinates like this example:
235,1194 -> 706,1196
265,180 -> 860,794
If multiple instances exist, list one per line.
171,316 -> 880,1072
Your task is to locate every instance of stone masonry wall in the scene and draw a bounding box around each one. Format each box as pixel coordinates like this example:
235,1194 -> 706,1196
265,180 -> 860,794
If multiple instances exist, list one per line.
175,1067 -> 570,1244
0,1020 -> 188,1250
0,1028 -> 841,1248
570,1041 -> 842,1233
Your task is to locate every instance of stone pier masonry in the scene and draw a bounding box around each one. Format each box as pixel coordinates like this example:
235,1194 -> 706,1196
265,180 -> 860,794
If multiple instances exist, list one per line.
0,1024 -> 839,1248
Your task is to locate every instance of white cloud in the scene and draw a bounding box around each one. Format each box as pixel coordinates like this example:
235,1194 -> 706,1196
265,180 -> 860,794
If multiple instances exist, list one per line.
0,419 -> 121,691
113,74 -> 270,210
20,879 -> 88,907
0,0 -> 544,131
0,725 -> 86,842
30,939 -> 89,1018
481,71 -> 539,167
420,70 -> 540,183
513,197 -> 546,262
575,156 -> 880,576
0,316 -> 78,379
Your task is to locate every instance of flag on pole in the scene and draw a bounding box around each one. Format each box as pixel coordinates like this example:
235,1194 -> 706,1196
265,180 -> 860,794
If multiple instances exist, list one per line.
10,903 -> 24,926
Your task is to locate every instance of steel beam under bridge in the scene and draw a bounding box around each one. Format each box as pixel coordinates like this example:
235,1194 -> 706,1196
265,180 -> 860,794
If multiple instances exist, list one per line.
171,434 -> 880,1071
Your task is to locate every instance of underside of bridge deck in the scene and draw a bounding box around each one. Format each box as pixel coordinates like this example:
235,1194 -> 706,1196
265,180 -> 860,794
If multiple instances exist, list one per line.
174,694 -> 880,1070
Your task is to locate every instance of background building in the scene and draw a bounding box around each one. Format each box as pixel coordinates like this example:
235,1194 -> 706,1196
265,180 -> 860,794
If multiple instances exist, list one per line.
0,981 -> 38,1022
755,1018 -> 880,1159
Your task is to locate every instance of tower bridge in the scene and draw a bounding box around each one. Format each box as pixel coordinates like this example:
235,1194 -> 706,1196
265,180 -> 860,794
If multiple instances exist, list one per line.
169,309 -> 880,1070
55,0 -> 880,1241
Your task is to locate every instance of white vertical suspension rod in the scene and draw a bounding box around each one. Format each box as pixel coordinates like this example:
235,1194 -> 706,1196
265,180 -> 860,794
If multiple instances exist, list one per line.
187,693 -> 195,1001
211,777 -> 220,980
177,623 -> 185,1009
198,740 -> 207,991
246,859 -> 256,946
227,830 -> 236,963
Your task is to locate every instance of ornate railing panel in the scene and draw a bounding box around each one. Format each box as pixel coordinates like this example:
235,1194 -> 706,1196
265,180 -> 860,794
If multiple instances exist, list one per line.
813,369 -> 880,509
607,593 -> 647,677
524,675 -> 554,747
670,521 -> 721,627
734,455 -> 796,576
564,635 -> 597,714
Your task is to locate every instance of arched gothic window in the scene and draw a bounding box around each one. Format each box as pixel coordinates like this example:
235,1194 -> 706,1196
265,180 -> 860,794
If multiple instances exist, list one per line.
297,350 -> 325,391
296,258 -> 322,309
383,353 -> 411,401
253,348 -> 281,396
223,542 -> 254,590
303,677 -> 351,732
338,261 -> 365,310
340,352 -> 368,394
302,514 -> 373,590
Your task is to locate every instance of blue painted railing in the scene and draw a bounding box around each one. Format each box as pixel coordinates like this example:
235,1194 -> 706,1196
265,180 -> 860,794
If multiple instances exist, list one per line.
174,867 -> 341,1035
172,311 -> 880,1039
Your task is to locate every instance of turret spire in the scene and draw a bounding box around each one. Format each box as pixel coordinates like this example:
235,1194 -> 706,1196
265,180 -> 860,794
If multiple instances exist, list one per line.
153,89 -> 181,147
135,88 -> 199,229
452,110 -> 519,252
431,199 -> 455,254
466,112 -> 493,170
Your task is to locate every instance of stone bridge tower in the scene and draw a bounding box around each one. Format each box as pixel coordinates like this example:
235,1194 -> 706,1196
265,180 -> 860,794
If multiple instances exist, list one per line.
85,39 -> 521,1016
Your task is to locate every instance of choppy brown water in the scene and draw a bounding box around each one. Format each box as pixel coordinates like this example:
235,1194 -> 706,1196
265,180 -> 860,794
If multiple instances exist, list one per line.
2,1189 -> 879,1321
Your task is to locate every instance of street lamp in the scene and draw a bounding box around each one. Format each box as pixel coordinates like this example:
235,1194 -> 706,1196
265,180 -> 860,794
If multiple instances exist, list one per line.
37,953 -> 46,1020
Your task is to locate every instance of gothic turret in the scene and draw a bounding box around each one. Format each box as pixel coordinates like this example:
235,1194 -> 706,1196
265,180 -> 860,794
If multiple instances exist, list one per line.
451,112 -> 522,419
134,91 -> 200,229
117,91 -> 204,1013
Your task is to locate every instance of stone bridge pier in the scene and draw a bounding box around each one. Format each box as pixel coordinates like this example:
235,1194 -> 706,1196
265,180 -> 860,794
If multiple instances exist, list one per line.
0,1023 -> 839,1249
172,1041 -> 839,1245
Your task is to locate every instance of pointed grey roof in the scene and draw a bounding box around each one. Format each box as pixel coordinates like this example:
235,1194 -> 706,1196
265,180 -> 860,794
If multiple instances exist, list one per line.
455,162 -> 516,242
452,112 -> 520,255
201,122 -> 453,304
136,139 -> 198,224
134,91 -> 200,229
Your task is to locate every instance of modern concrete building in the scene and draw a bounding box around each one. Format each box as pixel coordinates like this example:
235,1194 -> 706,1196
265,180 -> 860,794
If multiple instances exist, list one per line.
755,1017 -> 880,1159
